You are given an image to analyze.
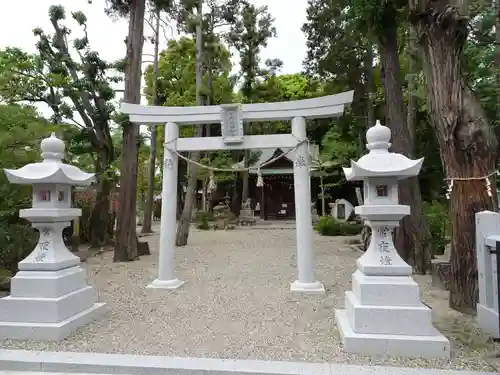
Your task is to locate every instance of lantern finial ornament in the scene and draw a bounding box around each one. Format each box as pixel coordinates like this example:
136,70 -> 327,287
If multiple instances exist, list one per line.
40,132 -> 65,161
366,120 -> 391,151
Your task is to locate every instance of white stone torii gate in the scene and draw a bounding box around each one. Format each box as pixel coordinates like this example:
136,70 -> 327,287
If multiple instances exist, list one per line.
121,90 -> 354,294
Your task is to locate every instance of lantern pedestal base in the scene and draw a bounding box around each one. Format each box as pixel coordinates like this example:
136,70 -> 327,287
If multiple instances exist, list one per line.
334,310 -> 450,359
334,271 -> 450,359
0,303 -> 105,341
0,266 -> 106,341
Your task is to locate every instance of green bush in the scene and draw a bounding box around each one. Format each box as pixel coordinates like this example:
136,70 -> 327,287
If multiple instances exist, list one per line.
314,216 -> 363,236
195,210 -> 214,222
195,211 -> 212,230
0,222 -> 38,274
153,201 -> 162,220
423,201 -> 450,256
77,201 -> 93,243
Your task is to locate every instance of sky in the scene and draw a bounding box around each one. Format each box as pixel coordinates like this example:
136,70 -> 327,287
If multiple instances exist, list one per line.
0,0 -> 309,111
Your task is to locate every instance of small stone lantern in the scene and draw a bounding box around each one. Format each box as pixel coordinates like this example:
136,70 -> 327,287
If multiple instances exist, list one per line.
0,133 -> 106,340
334,121 -> 450,358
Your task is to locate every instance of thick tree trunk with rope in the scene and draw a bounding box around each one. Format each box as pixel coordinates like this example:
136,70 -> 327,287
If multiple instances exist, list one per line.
176,0 -> 203,246
410,0 -> 497,312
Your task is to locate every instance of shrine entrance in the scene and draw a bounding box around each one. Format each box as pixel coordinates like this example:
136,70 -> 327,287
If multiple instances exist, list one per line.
121,91 -> 353,294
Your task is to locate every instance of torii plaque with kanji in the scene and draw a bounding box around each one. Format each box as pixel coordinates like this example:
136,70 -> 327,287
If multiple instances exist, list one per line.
220,103 -> 244,144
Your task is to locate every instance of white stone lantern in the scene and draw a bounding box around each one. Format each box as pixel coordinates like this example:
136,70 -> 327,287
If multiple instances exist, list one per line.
0,133 -> 106,340
335,121 -> 450,358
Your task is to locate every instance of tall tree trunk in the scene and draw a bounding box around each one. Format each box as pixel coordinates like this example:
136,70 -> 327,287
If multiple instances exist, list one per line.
142,8 -> 161,234
365,43 -> 375,129
176,0 -> 203,246
360,41 -> 375,251
410,1 -> 497,313
377,10 -> 432,270
496,0 -> 500,146
320,174 -> 325,215
114,0 -> 146,261
89,154 -> 113,248
406,24 -> 432,274
203,52 -> 213,212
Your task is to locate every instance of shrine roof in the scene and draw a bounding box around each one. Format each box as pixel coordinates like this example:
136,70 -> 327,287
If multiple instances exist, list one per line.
232,145 -> 320,174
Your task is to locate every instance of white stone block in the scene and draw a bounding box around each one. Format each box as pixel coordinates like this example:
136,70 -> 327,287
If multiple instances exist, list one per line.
477,303 -> 499,338
352,270 -> 420,306
290,280 -> 325,295
0,302 -> 106,341
475,211 -> 500,339
355,205 -> 410,222
0,286 -> 94,323
335,309 -> 450,359
345,291 -> 435,336
356,250 -> 412,277
10,266 -> 86,298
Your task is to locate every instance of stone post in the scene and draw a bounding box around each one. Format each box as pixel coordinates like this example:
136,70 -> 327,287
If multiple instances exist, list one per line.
290,116 -> 325,294
476,211 -> 500,338
147,121 -> 184,289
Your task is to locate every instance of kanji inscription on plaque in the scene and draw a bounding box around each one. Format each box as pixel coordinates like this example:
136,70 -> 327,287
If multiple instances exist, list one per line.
220,104 -> 244,144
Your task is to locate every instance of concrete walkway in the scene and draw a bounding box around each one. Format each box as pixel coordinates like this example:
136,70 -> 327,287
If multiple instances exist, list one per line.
0,350 -> 497,375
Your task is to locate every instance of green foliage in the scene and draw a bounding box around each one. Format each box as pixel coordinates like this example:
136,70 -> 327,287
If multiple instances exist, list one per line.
0,223 -> 38,274
144,37 -> 234,107
314,216 -> 363,237
153,201 -> 162,219
144,36 -> 236,182
227,2 -> 277,102
320,127 -> 359,170
76,201 -> 93,243
463,8 -> 498,132
195,210 -> 213,230
350,0 -> 406,36
0,104 -> 57,221
199,150 -> 235,182
104,0 -> 175,16
0,104 -> 57,274
423,201 -> 450,256
0,6 -> 118,179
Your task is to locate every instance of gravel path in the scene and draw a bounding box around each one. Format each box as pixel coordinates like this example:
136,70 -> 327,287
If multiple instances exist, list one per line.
1,226 -> 498,372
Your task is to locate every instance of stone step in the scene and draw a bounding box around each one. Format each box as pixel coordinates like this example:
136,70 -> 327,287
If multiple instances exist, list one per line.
345,291 -> 436,336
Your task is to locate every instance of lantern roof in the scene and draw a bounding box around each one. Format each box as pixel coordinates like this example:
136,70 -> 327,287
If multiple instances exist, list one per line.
4,133 -> 95,186
343,120 -> 424,181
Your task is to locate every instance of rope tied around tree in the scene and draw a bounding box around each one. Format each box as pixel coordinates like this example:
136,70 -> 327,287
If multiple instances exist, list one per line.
444,170 -> 499,199
164,136 -> 313,191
